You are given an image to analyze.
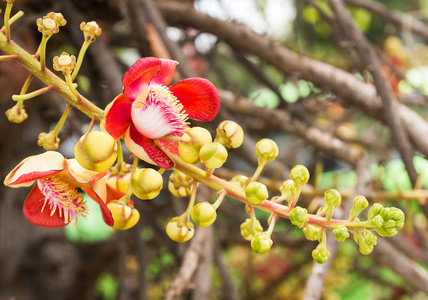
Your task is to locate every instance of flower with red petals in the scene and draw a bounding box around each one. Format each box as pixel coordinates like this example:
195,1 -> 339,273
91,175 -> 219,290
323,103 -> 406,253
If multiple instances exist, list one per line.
102,57 -> 220,169
4,151 -> 113,227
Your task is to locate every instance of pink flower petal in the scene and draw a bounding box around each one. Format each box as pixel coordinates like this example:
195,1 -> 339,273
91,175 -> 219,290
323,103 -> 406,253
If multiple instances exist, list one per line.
126,124 -> 175,169
5,151 -> 65,187
155,138 -> 181,157
103,94 -> 133,140
150,58 -> 178,86
23,185 -> 69,227
123,57 -> 162,101
169,78 -> 220,121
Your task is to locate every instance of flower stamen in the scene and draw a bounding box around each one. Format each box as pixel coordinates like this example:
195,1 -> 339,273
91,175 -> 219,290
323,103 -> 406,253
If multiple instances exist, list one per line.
38,175 -> 87,225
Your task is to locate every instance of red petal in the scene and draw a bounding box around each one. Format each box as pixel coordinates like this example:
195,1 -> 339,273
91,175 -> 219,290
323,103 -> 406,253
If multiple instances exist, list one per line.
150,59 -> 178,86
105,184 -> 125,204
127,123 -> 175,169
155,138 -> 181,157
123,57 -> 162,101
103,94 -> 132,140
169,78 -> 220,121
82,186 -> 114,227
23,185 -> 69,227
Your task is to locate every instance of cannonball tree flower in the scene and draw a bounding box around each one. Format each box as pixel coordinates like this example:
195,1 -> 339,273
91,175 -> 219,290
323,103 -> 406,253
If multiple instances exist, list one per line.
101,57 -> 220,169
4,151 -> 113,227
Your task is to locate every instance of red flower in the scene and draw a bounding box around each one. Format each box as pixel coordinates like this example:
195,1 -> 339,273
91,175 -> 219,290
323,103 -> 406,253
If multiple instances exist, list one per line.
4,151 -> 113,227
101,57 -> 220,169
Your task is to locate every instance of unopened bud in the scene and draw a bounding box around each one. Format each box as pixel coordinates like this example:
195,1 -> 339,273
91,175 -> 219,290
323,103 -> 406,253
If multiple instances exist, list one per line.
240,218 -> 263,241
215,120 -> 244,148
168,170 -> 194,197
37,131 -> 60,151
229,175 -> 249,188
279,179 -> 296,201
290,165 -> 310,187
303,224 -> 322,241
290,206 -> 309,228
251,232 -> 273,254
106,171 -> 131,194
245,181 -> 268,204
131,168 -> 163,200
199,142 -> 228,169
191,202 -> 217,227
166,217 -> 194,242
6,104 -> 28,123
74,131 -> 117,172
107,200 -> 140,230
255,138 -> 279,161
178,127 -> 212,164
349,195 -> 368,220
333,225 -> 349,242
312,243 -> 330,264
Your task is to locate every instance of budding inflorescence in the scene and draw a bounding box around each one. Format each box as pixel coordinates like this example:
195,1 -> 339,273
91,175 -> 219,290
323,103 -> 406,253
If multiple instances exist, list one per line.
53,52 -> 76,76
37,12 -> 66,37
80,21 -> 102,43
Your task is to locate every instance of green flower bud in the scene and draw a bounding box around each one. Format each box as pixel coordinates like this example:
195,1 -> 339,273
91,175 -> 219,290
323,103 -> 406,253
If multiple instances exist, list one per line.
290,165 -> 310,187
279,179 -> 296,201
333,225 -> 349,242
290,206 -> 309,228
324,189 -> 341,208
131,168 -> 163,200
303,224 -> 322,241
214,120 -> 244,149
74,131 -> 117,172
168,170 -> 194,197
368,203 -> 383,220
245,182 -> 269,204
312,243 -> 330,264
382,219 -> 396,228
369,215 -> 384,228
380,207 -> 391,219
364,230 -> 377,246
199,142 -> 228,169
229,175 -> 249,188
166,217 -> 194,242
107,200 -> 140,230
251,232 -> 273,254
349,195 -> 369,220
255,139 -> 279,161
191,202 -> 217,227
240,218 -> 263,241
178,127 -> 212,164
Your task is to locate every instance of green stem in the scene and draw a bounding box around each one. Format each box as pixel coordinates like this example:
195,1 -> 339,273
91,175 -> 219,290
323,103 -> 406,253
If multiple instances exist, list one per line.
39,35 -> 49,71
4,2 -> 12,42
71,40 -> 90,82
0,54 -> 17,60
116,140 -> 124,166
52,103 -> 72,136
1,10 -> 24,33
288,186 -> 301,210
183,180 -> 199,223
266,213 -> 277,236
65,73 -> 79,100
12,85 -> 53,101
213,189 -> 226,209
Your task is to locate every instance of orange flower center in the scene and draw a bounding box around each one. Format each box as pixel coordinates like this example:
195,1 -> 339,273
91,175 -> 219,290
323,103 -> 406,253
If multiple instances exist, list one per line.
38,175 -> 87,225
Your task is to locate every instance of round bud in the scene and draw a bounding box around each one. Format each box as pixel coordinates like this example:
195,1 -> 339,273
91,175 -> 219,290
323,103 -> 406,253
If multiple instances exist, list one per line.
332,225 -> 349,242
255,139 -> 279,161
191,202 -> 217,227
229,175 -> 249,188
214,120 -> 244,148
290,206 -> 309,228
303,224 -> 322,241
245,182 -> 268,204
312,243 -> 330,264
166,218 -> 194,242
199,142 -> 228,169
178,127 -> 212,164
324,189 -> 341,208
251,232 -> 273,254
168,170 -> 194,197
240,218 -> 263,241
74,131 -> 117,172
106,172 -> 131,194
107,200 -> 140,230
279,179 -> 296,201
131,168 -> 163,200
290,165 -> 310,187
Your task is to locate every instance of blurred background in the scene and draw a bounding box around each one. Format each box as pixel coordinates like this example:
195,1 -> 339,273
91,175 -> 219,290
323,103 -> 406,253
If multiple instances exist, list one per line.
1,0 -> 428,299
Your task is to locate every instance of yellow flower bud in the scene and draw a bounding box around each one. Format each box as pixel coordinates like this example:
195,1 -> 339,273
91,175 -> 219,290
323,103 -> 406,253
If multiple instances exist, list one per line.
107,200 -> 140,230
290,165 -> 310,187
168,170 -> 194,197
80,21 -> 102,42
251,232 -> 273,254
255,138 -> 279,161
229,175 -> 249,188
74,131 -> 117,172
38,131 -> 60,151
245,181 -> 268,204
106,172 -> 131,194
199,142 -> 228,169
191,202 -> 217,227
214,120 -> 244,148
178,127 -> 212,164
5,104 -> 27,123
131,168 -> 163,200
166,217 -> 194,242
